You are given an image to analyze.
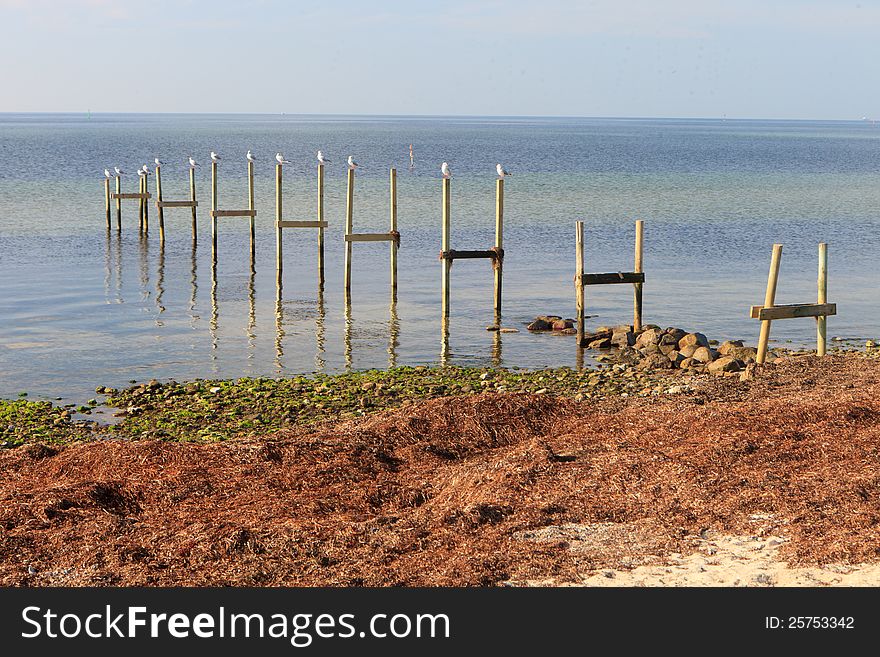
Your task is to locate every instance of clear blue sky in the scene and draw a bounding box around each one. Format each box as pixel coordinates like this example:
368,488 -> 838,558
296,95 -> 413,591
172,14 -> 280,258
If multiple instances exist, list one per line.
2,0 -> 878,119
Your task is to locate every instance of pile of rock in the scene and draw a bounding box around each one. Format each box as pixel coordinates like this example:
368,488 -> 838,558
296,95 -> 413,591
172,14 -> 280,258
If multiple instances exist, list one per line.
526,315 -> 578,335
581,324 -> 758,374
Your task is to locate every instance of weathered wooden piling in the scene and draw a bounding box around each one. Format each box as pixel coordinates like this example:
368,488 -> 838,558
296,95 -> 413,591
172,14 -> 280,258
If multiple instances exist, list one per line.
115,175 -> 121,229
817,242 -> 828,357
209,158 -> 257,265
493,178 -> 504,319
633,219 -> 644,331
275,162 -> 283,285
755,244 -> 782,365
390,168 -> 398,295
344,168 -> 355,295
104,178 -> 111,228
142,174 -> 149,232
155,165 -> 165,244
575,221 -> 585,345
275,161 -> 329,288
211,161 -> 218,255
189,167 -> 198,240
248,160 -> 255,266
317,163 -> 325,283
441,178 -> 451,317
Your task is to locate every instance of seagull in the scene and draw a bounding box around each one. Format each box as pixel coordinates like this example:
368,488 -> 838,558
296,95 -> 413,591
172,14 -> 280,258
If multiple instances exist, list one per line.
246,150 -> 256,163
114,167 -> 125,177
347,155 -> 359,169
188,156 -> 200,169
317,150 -> 330,165
276,152 -> 290,165
441,162 -> 451,178
141,165 -> 151,176
104,169 -> 112,179
210,151 -> 221,164
496,163 -> 511,178
154,157 -> 164,167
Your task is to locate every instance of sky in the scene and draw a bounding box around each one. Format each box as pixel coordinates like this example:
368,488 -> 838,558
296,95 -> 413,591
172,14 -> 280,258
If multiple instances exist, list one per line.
1,0 -> 878,119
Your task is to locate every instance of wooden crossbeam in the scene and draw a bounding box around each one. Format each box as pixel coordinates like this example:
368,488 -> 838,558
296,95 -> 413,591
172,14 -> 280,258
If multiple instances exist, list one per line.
279,220 -> 328,229
111,192 -> 151,200
582,272 -> 645,285
346,232 -> 398,243
750,303 -> 836,321
440,249 -> 499,260
211,209 -> 256,218
157,200 -> 198,208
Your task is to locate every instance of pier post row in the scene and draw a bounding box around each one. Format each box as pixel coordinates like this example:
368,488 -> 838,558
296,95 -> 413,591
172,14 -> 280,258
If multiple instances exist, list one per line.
750,243 -> 836,364
342,167 -> 400,301
275,162 -> 329,289
108,175 -> 151,232
439,177 -> 505,320
210,158 -> 257,266
154,164 -> 199,245
575,219 -> 645,346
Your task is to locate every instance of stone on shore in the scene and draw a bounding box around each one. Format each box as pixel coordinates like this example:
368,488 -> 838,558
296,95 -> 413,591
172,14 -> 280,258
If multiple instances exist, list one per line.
611,330 -> 635,348
678,332 -> 710,350
691,346 -> 714,363
707,356 -> 742,375
717,340 -> 744,356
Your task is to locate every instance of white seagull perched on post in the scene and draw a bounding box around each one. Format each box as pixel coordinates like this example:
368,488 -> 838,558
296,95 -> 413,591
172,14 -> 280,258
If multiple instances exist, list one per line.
188,156 -> 200,169
139,165 -> 151,176
114,166 -> 125,177
496,163 -> 510,178
276,152 -> 290,165
154,157 -> 164,167
104,168 -> 112,179
246,150 -> 256,163
347,155 -> 359,169
317,150 -> 330,165
210,151 -> 221,164
441,162 -> 451,178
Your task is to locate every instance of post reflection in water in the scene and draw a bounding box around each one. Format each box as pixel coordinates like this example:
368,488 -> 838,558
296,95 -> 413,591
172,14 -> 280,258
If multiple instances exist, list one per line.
274,282 -> 285,369
115,230 -> 123,302
491,326 -> 502,367
210,260 -> 218,359
189,240 -> 198,329
388,293 -> 399,368
440,315 -> 450,366
576,345 -> 585,372
343,299 -> 353,370
104,228 -> 112,302
246,264 -> 256,360
155,244 -> 166,323
138,232 -> 150,301
314,283 -> 326,372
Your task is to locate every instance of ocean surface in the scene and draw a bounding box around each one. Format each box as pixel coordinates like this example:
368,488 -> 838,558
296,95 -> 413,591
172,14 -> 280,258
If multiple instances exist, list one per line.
1,113 -> 879,404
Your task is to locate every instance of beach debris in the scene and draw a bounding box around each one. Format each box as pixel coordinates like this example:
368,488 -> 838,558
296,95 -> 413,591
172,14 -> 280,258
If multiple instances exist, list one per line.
527,316 -> 577,332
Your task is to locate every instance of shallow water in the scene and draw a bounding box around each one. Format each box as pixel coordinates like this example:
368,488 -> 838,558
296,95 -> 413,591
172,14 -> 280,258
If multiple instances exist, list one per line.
1,114 -> 879,403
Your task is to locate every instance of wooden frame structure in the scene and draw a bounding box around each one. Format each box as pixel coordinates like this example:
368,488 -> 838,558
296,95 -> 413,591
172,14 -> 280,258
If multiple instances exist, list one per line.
155,165 -> 198,244
108,175 -> 152,231
211,159 -> 257,263
439,177 -> 505,318
575,219 -> 644,346
750,243 -> 836,364
343,168 -> 400,299
275,163 -> 328,286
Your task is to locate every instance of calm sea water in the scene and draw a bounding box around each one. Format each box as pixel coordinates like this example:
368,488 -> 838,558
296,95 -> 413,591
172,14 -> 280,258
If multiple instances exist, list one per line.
1,113 -> 879,404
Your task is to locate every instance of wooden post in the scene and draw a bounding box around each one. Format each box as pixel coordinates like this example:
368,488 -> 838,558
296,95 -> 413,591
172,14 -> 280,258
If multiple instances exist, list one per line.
493,178 -> 504,319
344,167 -> 354,295
138,175 -> 144,232
104,179 -> 111,228
211,161 -> 218,257
275,163 -> 283,285
142,174 -> 149,233
633,219 -> 644,331
441,177 -> 451,317
390,167 -> 398,295
156,165 -> 165,244
575,221 -> 585,346
756,244 -> 783,365
317,164 -> 325,284
817,242 -> 828,357
248,160 -> 255,267
115,175 -> 121,230
189,167 -> 197,241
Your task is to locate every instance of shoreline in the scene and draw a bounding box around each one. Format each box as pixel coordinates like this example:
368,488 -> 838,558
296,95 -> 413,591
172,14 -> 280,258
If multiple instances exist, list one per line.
2,352 -> 880,586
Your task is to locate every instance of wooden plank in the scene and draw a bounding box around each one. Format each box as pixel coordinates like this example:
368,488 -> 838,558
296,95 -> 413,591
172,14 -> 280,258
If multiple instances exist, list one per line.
582,272 -> 645,285
158,200 -> 198,208
111,192 -> 151,200
346,232 -> 397,242
440,249 -> 498,260
750,303 -> 836,321
211,209 -> 256,217
279,220 -> 328,228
